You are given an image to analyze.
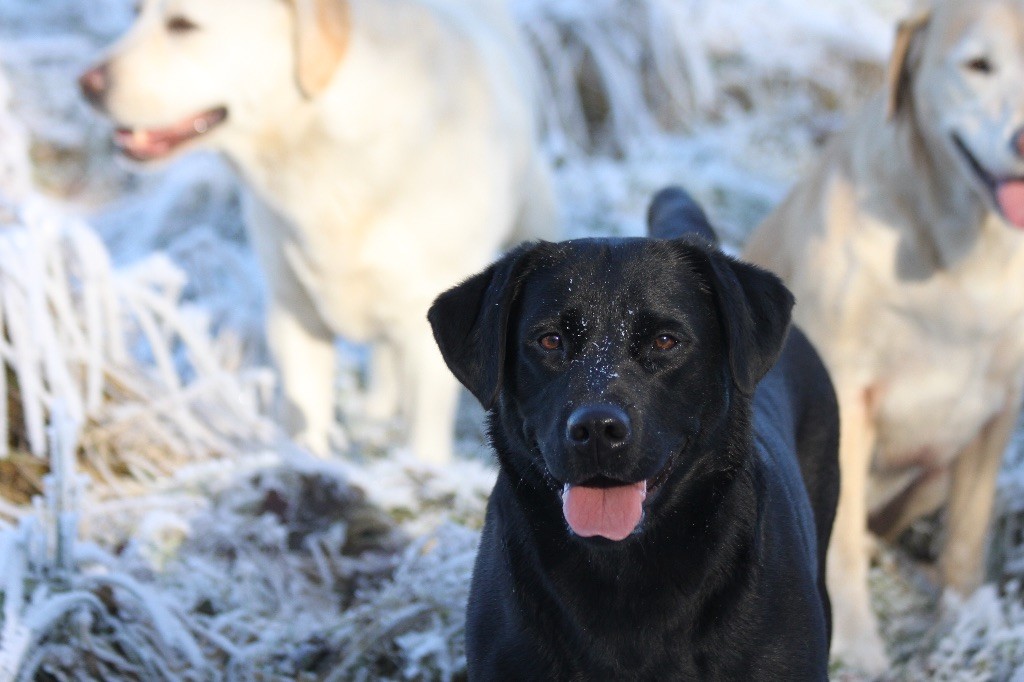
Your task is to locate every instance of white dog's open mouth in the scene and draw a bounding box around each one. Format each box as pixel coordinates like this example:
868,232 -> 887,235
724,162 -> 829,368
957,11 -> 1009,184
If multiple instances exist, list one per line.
114,107 -> 228,161
952,133 -> 1024,229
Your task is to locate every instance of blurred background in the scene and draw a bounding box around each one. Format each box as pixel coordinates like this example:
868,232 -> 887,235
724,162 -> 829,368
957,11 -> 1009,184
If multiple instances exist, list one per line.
0,0 -> 1022,680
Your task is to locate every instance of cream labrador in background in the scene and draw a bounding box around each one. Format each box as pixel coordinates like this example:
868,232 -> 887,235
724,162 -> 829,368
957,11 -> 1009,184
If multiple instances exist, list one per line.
745,0 -> 1024,672
79,0 -> 557,462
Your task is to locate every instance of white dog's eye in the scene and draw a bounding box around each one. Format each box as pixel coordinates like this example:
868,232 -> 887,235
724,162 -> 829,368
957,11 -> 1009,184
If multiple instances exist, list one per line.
964,56 -> 994,74
167,15 -> 199,33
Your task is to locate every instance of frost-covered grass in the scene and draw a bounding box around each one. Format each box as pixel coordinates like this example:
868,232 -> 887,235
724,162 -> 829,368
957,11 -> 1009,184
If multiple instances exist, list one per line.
1,0 -> 1023,679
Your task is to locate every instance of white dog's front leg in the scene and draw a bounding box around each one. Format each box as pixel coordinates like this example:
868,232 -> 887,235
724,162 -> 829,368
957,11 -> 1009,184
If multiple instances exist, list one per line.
398,321 -> 458,465
365,342 -> 401,422
267,300 -> 336,457
828,386 -> 889,675
941,397 -> 1019,593
245,194 -> 337,457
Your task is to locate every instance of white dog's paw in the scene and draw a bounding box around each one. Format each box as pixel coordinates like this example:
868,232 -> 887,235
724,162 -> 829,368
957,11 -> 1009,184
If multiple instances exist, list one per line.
291,422 -> 345,459
831,627 -> 890,678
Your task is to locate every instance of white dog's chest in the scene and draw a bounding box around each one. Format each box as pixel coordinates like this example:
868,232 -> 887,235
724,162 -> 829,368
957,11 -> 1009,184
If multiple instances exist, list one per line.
274,183 -> 503,342
282,233 -> 400,341
868,281 -> 1024,473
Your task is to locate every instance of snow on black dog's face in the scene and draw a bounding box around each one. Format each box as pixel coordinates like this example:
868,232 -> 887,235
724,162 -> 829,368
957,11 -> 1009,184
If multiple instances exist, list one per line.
430,236 -> 792,545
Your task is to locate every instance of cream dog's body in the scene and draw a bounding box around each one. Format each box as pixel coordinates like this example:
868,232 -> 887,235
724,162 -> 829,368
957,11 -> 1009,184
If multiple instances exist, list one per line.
81,0 -> 557,462
745,0 -> 1024,671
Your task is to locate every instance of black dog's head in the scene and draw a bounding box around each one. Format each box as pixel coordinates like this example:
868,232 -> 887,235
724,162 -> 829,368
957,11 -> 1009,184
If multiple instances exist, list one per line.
429,227 -> 792,544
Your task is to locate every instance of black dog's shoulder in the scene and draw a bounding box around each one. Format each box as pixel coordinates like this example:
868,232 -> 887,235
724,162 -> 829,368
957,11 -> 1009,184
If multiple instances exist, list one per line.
754,324 -> 841,644
754,325 -> 840,539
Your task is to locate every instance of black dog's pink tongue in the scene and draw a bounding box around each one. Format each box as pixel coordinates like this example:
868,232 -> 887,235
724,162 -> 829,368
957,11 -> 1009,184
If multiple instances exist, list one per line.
997,180 -> 1024,228
562,482 -> 646,541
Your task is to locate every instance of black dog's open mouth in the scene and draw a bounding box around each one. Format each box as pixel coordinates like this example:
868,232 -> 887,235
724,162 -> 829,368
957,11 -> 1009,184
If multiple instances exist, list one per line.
951,132 -> 1024,229
114,106 -> 228,162
559,453 -> 678,543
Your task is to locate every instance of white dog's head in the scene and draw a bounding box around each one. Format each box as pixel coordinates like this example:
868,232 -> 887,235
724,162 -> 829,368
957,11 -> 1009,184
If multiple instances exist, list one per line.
888,0 -> 1024,228
79,0 -> 349,163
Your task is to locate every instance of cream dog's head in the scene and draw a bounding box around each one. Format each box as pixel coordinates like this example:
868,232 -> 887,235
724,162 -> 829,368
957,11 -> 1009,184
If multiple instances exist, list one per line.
889,0 -> 1024,228
79,0 -> 349,163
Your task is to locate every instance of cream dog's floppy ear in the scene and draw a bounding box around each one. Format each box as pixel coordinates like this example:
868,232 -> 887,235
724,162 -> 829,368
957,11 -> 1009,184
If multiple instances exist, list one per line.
290,0 -> 350,98
885,7 -> 931,120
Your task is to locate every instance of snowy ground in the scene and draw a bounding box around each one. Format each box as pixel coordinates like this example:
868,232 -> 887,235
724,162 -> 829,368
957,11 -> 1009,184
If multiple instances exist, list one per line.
0,0 -> 1023,680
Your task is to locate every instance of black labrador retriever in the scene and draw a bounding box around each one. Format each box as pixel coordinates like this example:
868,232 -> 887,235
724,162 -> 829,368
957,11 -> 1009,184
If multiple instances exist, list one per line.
429,188 -> 839,680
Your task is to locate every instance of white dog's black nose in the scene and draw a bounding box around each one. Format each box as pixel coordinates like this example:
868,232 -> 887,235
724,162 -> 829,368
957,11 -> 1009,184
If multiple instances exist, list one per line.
1013,126 -> 1024,158
79,64 -> 109,107
566,405 -> 632,454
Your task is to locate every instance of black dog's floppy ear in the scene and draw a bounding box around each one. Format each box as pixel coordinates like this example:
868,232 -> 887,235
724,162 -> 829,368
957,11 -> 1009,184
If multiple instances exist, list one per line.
428,243 -> 536,409
684,244 -> 795,394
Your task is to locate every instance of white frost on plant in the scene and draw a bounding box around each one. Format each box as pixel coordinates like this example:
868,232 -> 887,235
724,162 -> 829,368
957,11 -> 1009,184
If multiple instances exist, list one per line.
0,51 -> 30,206
903,586 -> 1024,681
0,195 -> 278,474
347,453 -> 496,534
1,406 -> 212,681
514,0 -> 909,156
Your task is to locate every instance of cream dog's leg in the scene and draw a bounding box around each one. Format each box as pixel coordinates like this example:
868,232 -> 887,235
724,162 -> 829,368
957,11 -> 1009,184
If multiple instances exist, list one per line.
365,343 -> 401,421
246,194 -> 337,456
941,397 -> 1018,593
398,317 -> 459,465
876,468 -> 950,544
828,384 -> 889,674
267,298 -> 336,456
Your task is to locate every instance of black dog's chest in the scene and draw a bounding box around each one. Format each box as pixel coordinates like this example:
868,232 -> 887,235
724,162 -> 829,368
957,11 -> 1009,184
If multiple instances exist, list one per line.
470,471 -> 770,681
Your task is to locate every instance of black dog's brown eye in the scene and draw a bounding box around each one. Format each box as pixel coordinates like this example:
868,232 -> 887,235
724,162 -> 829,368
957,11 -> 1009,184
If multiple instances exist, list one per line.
538,334 -> 562,351
167,16 -> 198,33
965,56 -> 993,74
652,334 -> 678,351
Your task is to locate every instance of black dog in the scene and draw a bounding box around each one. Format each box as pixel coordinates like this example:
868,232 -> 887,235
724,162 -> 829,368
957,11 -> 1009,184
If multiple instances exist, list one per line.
429,188 -> 839,680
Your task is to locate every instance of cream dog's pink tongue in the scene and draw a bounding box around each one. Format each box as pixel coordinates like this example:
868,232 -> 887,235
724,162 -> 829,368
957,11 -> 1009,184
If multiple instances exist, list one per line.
997,180 -> 1024,228
562,481 -> 646,541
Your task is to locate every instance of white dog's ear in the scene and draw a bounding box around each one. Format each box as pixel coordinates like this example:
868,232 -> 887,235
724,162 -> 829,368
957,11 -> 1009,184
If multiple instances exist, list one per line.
885,8 -> 931,120
290,0 -> 349,98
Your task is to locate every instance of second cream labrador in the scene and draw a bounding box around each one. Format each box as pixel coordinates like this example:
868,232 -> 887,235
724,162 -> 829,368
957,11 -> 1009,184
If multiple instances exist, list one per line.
745,0 -> 1024,672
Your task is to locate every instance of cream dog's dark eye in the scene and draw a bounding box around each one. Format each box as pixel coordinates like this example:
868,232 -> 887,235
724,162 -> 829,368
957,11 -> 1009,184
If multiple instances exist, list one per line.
965,56 -> 994,74
167,16 -> 199,33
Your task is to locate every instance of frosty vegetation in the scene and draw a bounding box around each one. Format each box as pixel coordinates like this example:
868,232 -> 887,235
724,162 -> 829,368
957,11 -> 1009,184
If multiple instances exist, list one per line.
0,0 -> 1022,680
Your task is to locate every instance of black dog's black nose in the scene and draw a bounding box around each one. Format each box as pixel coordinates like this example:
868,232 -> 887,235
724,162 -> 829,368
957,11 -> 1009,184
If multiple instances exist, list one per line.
566,404 -> 632,453
79,63 -> 109,108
